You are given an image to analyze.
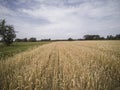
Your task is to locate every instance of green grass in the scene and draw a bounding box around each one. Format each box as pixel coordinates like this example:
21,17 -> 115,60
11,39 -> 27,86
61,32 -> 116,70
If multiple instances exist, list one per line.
0,42 -> 50,60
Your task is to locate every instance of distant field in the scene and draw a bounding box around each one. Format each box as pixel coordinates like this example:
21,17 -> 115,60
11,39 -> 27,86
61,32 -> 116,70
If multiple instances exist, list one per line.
0,42 -> 50,60
0,41 -> 120,90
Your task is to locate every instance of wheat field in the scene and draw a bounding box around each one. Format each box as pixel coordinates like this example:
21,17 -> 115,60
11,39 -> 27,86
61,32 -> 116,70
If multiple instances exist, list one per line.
0,41 -> 120,90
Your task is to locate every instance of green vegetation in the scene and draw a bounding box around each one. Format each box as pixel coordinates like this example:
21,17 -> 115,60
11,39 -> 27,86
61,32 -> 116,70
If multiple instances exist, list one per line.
0,42 -> 50,60
0,19 -> 16,46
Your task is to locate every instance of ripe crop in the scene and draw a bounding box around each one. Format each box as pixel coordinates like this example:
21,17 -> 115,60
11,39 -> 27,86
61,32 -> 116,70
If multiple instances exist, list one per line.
0,41 -> 120,90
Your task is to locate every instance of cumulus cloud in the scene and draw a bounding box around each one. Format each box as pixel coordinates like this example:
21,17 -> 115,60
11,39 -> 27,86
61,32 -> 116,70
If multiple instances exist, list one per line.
0,0 -> 120,39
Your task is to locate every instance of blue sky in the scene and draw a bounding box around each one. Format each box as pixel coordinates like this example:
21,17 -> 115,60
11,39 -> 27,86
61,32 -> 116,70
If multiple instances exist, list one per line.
0,0 -> 120,39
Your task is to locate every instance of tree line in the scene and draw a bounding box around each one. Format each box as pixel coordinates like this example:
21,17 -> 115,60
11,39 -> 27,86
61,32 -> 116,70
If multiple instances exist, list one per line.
15,38 -> 51,42
66,34 -> 120,41
13,34 -> 120,42
0,19 -> 120,46
15,38 -> 37,42
83,34 -> 120,40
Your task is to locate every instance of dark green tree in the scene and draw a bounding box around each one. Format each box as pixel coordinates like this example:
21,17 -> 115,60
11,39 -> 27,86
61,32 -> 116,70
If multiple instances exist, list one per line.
68,38 -> 73,41
29,37 -> 37,42
84,35 -> 103,40
0,19 -> 16,46
107,35 -> 115,40
115,34 -> 120,40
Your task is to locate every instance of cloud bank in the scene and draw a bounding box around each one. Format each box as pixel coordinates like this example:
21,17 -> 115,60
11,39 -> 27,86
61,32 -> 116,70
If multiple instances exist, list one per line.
0,0 -> 120,39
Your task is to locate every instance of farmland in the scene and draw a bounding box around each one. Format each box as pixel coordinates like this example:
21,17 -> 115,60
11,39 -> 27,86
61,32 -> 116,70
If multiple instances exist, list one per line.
0,42 -> 50,60
0,41 -> 120,90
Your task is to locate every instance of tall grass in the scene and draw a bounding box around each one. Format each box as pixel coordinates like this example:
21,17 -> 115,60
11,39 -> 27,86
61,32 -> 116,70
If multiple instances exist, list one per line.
0,42 -> 50,60
0,41 -> 120,90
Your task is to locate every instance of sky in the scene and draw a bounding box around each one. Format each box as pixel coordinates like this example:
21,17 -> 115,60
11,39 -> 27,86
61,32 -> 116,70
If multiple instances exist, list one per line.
0,0 -> 120,40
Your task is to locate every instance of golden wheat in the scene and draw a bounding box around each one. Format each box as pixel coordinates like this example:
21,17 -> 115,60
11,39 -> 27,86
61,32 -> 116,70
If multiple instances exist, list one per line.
0,41 -> 120,90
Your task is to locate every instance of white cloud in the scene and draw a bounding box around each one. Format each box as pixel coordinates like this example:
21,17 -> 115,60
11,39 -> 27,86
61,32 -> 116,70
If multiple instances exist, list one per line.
0,5 -> 15,17
0,0 -> 120,39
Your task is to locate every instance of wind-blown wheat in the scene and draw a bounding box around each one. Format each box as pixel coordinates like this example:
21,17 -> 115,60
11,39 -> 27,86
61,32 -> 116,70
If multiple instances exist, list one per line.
0,41 -> 120,90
